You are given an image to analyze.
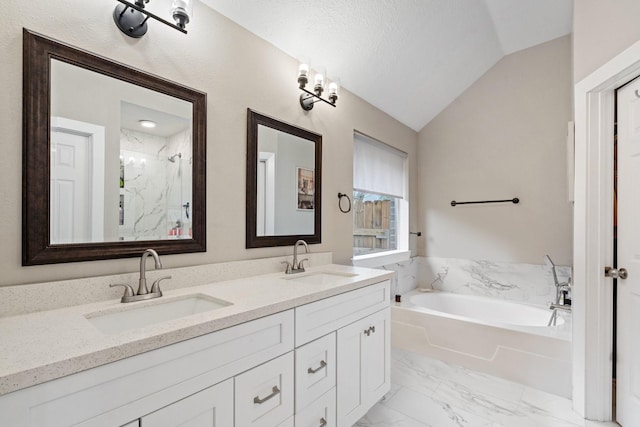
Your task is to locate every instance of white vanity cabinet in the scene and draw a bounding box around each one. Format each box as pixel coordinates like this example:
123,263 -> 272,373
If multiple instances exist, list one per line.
0,277 -> 391,427
295,280 -> 391,427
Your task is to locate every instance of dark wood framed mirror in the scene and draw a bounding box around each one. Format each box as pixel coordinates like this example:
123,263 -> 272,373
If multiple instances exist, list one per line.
22,29 -> 207,265
246,109 -> 322,248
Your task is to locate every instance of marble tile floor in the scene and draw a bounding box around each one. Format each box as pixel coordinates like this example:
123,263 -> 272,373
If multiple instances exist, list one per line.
356,348 -> 620,427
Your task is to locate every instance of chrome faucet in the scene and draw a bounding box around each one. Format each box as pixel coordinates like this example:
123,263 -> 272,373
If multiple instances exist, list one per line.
282,240 -> 309,274
138,248 -> 162,295
110,249 -> 171,303
545,255 -> 571,325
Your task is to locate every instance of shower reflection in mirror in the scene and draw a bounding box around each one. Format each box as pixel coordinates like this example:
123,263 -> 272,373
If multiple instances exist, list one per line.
49,58 -> 194,244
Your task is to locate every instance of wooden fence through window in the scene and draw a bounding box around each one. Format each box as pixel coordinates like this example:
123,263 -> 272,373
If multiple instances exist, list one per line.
353,199 -> 391,251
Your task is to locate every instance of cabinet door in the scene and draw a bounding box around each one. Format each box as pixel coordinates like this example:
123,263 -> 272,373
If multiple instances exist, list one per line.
336,308 -> 390,427
362,308 -> 390,403
140,378 -> 233,427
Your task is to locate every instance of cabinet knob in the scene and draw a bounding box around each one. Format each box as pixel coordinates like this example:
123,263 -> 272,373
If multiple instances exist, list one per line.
253,385 -> 280,404
319,417 -> 327,427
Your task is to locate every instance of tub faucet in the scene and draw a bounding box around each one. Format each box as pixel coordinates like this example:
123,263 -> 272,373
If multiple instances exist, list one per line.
110,248 -> 171,303
283,240 -> 309,274
545,255 -> 571,325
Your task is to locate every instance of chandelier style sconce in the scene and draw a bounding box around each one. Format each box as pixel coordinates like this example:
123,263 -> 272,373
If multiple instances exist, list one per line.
297,64 -> 339,111
113,0 -> 193,38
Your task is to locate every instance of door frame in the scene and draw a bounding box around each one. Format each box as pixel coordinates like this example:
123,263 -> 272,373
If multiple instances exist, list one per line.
574,39 -> 640,421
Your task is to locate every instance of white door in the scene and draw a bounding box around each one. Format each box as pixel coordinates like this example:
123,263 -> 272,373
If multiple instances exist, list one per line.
50,117 -> 105,243
616,78 -> 640,425
50,127 -> 91,243
140,378 -> 233,426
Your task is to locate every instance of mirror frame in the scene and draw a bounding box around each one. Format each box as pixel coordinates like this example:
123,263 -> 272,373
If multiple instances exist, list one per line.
22,29 -> 207,265
246,109 -> 322,248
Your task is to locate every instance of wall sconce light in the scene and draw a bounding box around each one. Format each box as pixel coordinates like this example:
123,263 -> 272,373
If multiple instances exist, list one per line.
113,0 -> 193,38
297,63 -> 339,111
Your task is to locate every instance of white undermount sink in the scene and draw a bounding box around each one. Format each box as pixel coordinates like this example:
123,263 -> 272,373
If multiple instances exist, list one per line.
85,294 -> 232,335
284,271 -> 358,285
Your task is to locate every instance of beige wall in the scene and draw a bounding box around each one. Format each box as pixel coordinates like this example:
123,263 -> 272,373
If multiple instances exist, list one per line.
573,0 -> 640,82
417,36 -> 573,265
1,0 -> 418,286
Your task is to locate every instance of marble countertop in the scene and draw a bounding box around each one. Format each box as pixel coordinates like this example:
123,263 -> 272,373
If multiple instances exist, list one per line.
0,264 -> 393,396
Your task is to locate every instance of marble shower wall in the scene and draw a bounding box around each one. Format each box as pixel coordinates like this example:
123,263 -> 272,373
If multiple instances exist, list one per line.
119,128 -> 192,240
381,256 -> 571,307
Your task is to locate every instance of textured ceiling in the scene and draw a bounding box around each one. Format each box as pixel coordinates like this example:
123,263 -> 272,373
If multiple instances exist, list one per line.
201,0 -> 573,131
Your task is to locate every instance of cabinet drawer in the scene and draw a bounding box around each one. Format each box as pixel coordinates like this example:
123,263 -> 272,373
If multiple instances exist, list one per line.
295,332 -> 336,412
235,352 -> 294,427
295,280 -> 390,345
295,388 -> 336,427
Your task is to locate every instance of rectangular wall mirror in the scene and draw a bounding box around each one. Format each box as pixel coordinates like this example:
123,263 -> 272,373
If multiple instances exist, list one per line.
22,29 -> 207,265
246,109 -> 322,248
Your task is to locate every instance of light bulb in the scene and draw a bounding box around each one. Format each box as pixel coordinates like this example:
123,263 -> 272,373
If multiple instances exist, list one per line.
314,73 -> 324,87
172,0 -> 193,29
298,63 -> 309,78
329,82 -> 339,95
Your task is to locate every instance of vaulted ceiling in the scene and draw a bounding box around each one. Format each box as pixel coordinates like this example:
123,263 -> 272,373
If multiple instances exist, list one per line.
201,0 -> 573,131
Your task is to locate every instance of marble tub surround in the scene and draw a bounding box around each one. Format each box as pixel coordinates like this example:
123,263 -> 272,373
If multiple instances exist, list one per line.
380,256 -> 421,296
0,252 -> 332,318
419,257 -> 572,307
0,263 -> 392,396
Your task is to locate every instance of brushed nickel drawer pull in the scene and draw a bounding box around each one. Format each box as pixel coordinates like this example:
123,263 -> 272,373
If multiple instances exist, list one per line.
253,385 -> 280,404
307,360 -> 327,374
319,417 -> 327,426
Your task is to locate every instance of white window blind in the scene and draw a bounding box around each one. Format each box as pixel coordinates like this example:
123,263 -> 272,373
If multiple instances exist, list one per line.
353,133 -> 407,199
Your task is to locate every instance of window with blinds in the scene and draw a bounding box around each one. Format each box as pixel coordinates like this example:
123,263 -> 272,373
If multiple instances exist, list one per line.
353,132 -> 408,257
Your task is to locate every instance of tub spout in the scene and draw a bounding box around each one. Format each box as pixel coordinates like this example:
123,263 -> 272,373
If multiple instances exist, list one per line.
550,303 -> 571,312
